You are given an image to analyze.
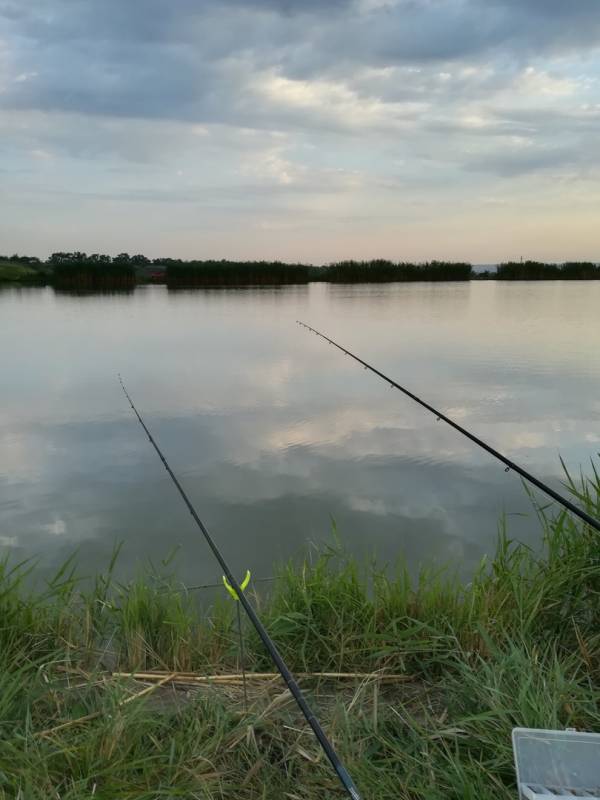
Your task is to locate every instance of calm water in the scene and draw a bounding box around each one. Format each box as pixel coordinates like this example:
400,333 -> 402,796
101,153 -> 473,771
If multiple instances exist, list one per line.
1,282 -> 599,585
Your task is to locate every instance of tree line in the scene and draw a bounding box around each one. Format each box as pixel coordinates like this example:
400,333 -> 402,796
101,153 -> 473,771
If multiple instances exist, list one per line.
165,259 -> 312,286
496,261 -> 600,280
2,251 -> 599,286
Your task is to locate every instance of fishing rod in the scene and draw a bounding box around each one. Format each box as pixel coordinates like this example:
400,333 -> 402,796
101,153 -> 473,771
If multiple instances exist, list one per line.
296,321 -> 600,535
118,376 -> 362,800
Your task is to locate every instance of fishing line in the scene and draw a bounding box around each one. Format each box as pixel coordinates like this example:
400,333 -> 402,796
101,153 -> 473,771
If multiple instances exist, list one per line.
296,321 -> 600,535
118,375 -> 362,800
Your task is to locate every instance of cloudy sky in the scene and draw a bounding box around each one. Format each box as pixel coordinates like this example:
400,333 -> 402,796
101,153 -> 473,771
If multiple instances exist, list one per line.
1,0 -> 599,263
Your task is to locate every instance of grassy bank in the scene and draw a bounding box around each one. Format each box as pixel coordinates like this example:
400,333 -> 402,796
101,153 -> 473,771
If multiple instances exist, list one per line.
0,260 -> 47,284
1,466 -> 599,798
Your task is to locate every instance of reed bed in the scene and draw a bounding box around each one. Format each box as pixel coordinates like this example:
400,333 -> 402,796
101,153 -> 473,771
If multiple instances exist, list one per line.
50,255 -> 136,289
0,462 -> 598,798
165,260 -> 313,286
325,260 -> 473,282
497,261 -> 600,279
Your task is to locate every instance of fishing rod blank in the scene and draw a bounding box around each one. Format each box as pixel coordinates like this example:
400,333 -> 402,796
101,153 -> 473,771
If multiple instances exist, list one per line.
118,376 -> 362,800
296,321 -> 600,535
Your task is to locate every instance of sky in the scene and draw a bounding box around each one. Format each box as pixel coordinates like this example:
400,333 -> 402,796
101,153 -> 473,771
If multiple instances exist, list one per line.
1,0 -> 599,263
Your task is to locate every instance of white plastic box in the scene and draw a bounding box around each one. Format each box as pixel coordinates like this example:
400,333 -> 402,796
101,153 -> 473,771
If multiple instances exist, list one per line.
512,728 -> 600,799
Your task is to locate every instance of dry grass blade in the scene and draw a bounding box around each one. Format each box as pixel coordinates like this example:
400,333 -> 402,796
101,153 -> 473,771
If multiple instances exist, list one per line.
35,673 -> 177,738
112,670 -> 412,684
241,757 -> 264,787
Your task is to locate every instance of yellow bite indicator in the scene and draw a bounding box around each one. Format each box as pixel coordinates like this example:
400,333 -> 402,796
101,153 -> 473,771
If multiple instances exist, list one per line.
222,570 -> 251,601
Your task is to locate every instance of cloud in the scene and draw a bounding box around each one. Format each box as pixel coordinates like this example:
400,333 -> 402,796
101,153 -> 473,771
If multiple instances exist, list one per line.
2,0 -> 599,122
1,0 -> 600,259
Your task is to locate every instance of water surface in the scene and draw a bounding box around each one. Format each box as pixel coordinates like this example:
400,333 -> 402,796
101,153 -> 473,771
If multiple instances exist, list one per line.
1,282 -> 598,584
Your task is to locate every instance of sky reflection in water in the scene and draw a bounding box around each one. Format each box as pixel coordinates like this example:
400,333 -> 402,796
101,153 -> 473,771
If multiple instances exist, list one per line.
1,282 -> 599,585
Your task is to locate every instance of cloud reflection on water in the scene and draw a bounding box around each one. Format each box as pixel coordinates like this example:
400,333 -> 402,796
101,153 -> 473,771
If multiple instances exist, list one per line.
0,282 -> 598,584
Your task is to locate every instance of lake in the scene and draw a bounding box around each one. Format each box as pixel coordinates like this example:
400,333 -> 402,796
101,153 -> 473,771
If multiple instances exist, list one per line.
1,281 -> 598,586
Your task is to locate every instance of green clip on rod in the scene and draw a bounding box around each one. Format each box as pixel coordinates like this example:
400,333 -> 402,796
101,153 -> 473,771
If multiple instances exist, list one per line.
119,376 -> 362,800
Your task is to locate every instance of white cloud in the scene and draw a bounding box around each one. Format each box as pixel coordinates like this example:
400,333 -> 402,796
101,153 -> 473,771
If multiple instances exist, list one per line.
517,66 -> 578,97
253,71 -> 428,131
30,147 -> 52,159
15,70 -> 38,83
240,145 -> 299,185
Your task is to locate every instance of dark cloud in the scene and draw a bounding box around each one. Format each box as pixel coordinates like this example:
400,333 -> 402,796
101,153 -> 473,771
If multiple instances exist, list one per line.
4,46 -> 210,120
486,0 -> 599,18
2,0 -> 600,124
224,0 -> 352,10
463,145 -> 581,177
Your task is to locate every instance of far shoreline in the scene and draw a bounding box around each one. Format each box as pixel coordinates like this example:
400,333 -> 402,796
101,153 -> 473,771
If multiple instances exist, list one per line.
2,255 -> 600,288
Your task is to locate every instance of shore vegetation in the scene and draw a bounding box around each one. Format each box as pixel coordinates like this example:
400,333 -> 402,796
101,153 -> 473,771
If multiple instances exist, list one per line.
48,253 -> 137,289
497,261 -> 600,280
0,256 -> 47,284
326,260 -> 473,282
165,259 -> 312,286
0,463 -> 599,798
3,251 -> 600,287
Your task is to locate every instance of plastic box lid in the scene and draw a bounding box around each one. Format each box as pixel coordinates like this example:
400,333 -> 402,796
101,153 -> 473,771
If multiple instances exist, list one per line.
512,728 -> 600,799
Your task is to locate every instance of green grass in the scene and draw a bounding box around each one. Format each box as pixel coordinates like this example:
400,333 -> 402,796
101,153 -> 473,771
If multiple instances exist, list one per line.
0,462 -> 599,798
0,261 -> 41,282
